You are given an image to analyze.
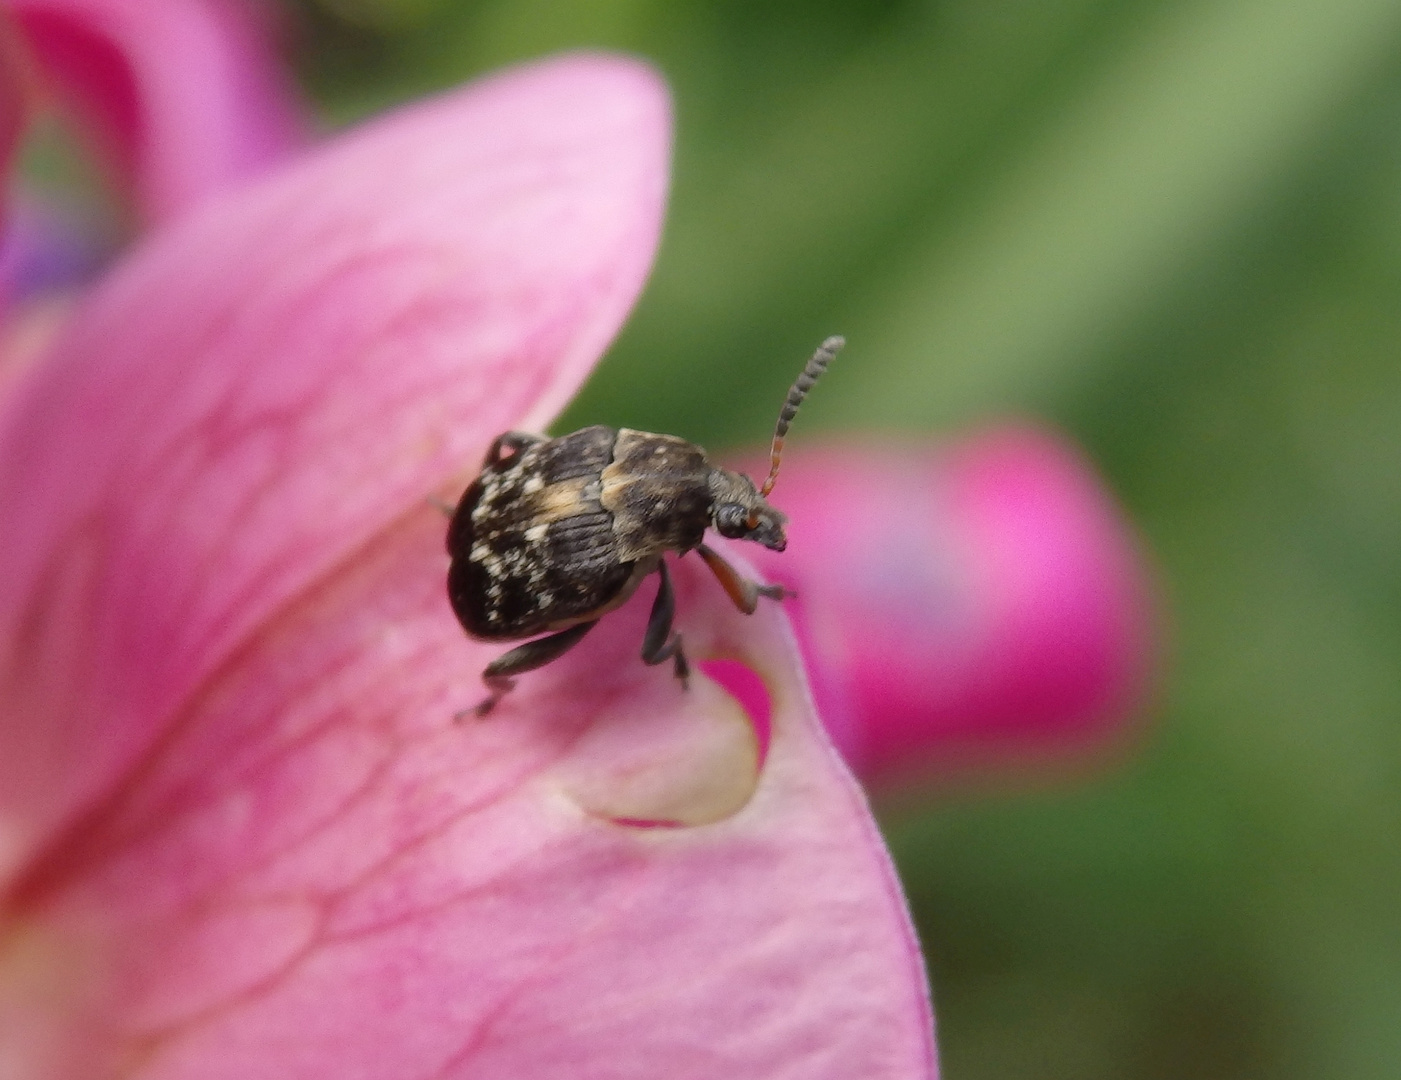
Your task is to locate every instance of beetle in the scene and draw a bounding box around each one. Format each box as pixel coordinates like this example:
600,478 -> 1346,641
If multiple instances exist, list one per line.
447,335 -> 843,715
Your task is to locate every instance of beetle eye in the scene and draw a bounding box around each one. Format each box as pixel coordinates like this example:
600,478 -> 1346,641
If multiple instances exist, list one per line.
714,503 -> 750,538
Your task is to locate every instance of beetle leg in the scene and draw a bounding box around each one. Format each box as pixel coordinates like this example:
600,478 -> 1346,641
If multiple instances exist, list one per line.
641,560 -> 690,686
469,619 -> 599,717
697,544 -> 790,615
483,430 -> 546,467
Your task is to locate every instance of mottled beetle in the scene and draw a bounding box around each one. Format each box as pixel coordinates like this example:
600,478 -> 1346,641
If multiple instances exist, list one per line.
447,335 -> 843,715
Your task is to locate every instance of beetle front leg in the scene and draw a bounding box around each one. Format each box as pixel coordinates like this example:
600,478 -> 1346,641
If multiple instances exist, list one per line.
697,544 -> 790,615
470,619 -> 599,717
483,430 -> 546,467
641,559 -> 689,686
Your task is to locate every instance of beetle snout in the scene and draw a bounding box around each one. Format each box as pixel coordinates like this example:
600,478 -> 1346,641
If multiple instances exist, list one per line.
753,523 -> 787,552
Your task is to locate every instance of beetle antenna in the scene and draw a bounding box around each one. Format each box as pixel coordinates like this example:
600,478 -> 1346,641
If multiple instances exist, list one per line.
759,335 -> 844,497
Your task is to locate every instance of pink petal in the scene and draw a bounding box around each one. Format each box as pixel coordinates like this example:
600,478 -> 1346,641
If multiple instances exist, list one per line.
10,0 -> 308,221
0,54 -> 670,880
2,512 -> 935,1078
732,427 -> 1158,785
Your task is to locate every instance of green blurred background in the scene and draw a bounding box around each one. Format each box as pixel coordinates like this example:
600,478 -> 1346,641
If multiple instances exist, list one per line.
285,1 -> 1401,1075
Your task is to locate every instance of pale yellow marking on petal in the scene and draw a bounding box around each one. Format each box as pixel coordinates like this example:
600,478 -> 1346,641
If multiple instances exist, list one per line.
552,672 -> 761,827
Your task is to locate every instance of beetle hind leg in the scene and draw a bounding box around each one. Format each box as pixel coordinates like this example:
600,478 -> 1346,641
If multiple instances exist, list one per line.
468,619 -> 599,718
641,560 -> 689,687
483,430 -> 546,467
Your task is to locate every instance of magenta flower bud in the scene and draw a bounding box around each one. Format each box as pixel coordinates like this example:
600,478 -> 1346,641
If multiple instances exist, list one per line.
732,426 -> 1157,786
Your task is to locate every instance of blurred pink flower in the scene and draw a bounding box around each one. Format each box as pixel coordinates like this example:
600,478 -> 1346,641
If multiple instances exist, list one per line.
732,427 -> 1157,788
0,25 -> 935,1080
0,0 -> 306,367
8,0 -> 307,223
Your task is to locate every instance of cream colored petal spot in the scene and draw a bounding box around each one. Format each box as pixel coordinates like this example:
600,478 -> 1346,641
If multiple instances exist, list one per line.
552,670 -> 761,827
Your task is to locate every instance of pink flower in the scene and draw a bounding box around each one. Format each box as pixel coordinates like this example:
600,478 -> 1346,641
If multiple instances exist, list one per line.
731,427 -> 1157,788
8,0 -> 307,223
0,12 -> 936,1080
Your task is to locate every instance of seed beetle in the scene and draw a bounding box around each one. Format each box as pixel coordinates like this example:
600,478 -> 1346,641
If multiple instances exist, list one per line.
446,335 -> 843,716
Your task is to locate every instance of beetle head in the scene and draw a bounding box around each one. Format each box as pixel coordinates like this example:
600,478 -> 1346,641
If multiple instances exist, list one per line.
708,469 -> 788,551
